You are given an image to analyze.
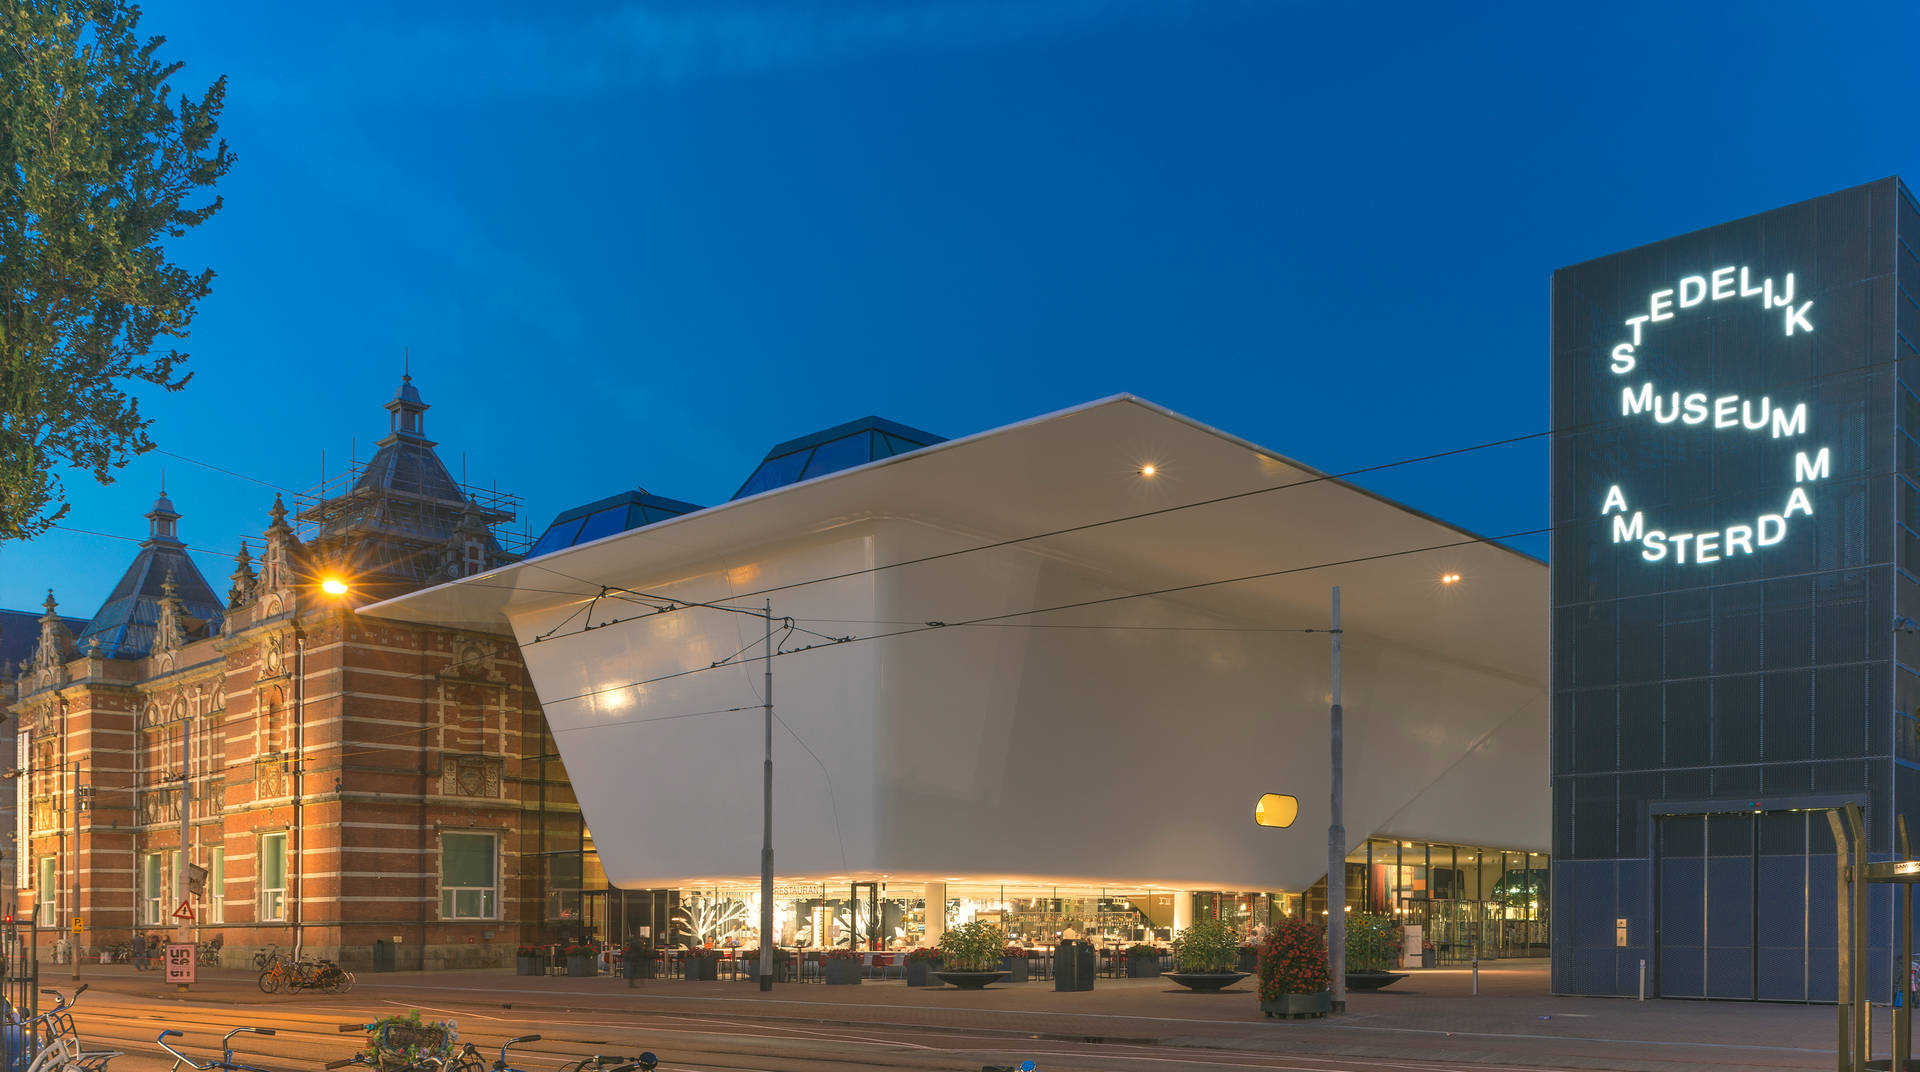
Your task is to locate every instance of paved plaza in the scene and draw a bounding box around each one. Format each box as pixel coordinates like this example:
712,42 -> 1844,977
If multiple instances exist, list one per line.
64,959 -> 1852,1071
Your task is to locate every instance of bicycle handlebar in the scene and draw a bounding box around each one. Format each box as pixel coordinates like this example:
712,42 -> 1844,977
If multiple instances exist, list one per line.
494,1035 -> 541,1067
158,1029 -> 206,1070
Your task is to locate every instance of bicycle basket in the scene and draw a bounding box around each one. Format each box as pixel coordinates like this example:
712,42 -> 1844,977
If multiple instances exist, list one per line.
372,1023 -> 452,1057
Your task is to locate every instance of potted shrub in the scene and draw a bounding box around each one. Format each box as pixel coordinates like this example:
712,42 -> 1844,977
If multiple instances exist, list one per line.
934,921 -> 1011,989
1345,913 -> 1408,991
905,947 -> 943,987
1258,916 -> 1331,1019
999,945 -> 1031,983
515,945 -> 541,976
683,945 -> 719,981
822,947 -> 864,985
1165,918 -> 1250,992
564,943 -> 597,977
1125,943 -> 1161,978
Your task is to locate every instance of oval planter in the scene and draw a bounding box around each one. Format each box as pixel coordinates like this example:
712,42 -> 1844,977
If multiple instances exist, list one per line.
998,957 -> 1030,983
1126,953 -> 1162,978
1164,971 -> 1249,992
1261,990 -> 1332,1019
905,958 -> 942,986
935,970 -> 1011,990
823,958 -> 863,985
1345,970 -> 1408,991
683,954 -> 718,981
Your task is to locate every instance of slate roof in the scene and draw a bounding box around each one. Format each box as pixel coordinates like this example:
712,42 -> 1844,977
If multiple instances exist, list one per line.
0,608 -> 85,675
74,543 -> 224,659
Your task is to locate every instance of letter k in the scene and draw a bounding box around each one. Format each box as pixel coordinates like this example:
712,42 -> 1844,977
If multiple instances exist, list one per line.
1785,302 -> 1813,335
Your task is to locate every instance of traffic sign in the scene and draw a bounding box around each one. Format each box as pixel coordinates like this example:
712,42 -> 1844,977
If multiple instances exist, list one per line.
171,899 -> 195,922
165,942 -> 195,985
69,917 -> 82,933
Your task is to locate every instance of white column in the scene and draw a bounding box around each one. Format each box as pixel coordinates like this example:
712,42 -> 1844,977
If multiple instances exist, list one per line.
923,883 -> 946,945
1172,891 -> 1193,935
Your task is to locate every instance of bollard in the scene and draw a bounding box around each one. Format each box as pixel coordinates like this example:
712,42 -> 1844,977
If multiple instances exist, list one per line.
1472,957 -> 1479,996
1638,959 -> 1645,1001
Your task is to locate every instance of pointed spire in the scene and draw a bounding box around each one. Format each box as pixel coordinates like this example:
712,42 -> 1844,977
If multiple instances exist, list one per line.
385,366 -> 428,441
41,589 -> 57,619
268,493 -> 289,530
146,484 -> 181,544
228,542 -> 257,610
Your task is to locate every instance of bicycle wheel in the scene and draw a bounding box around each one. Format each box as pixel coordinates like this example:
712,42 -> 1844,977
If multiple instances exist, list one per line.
336,971 -> 355,994
259,968 -> 283,994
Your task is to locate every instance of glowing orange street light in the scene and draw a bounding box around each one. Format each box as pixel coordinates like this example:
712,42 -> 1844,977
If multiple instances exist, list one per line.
320,578 -> 349,596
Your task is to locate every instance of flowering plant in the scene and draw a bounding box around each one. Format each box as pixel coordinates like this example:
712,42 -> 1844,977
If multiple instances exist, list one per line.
821,947 -> 864,961
361,1011 -> 459,1070
1125,944 -> 1159,957
1258,916 -> 1330,998
1170,918 -> 1239,973
515,945 -> 538,957
564,944 -> 595,958
1001,945 -> 1030,958
683,945 -> 718,957
939,920 -> 1005,971
905,947 -> 943,962
1346,913 -> 1401,972
739,948 -> 789,959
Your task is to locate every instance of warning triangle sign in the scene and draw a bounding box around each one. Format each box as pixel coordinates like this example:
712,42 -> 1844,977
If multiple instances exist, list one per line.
172,899 -> 195,922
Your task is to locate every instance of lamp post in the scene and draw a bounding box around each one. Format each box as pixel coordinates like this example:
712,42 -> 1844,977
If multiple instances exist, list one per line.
1327,586 -> 1344,1013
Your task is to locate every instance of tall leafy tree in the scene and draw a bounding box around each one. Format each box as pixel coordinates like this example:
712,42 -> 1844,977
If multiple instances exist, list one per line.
0,0 -> 231,539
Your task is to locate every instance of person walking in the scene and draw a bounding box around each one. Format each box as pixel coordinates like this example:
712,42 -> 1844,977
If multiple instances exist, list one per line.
132,931 -> 148,971
624,937 -> 644,988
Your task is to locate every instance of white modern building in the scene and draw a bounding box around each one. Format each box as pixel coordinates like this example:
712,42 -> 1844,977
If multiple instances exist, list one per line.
366,396 -> 1548,952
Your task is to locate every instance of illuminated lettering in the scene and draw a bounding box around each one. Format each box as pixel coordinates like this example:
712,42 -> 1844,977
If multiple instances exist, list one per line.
1771,402 -> 1807,438
1695,531 -> 1721,563
1625,315 -> 1650,344
1669,533 -> 1695,562
1758,515 -> 1786,545
1794,448 -> 1830,482
1714,395 -> 1739,428
1601,485 -> 1628,514
1611,343 -> 1637,374
1741,267 -> 1763,298
1650,289 -> 1676,322
1654,392 -> 1681,423
1773,273 -> 1796,307
1642,530 -> 1668,562
1725,524 -> 1754,555
1711,266 -> 1736,300
1784,487 -> 1813,518
1623,382 -> 1654,416
1679,276 -> 1707,307
1612,512 -> 1645,543
1785,302 -> 1814,334
1742,397 -> 1771,430
1683,392 -> 1709,424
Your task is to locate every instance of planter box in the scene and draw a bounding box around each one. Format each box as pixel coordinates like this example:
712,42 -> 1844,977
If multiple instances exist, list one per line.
516,956 -> 540,976
905,958 -> 942,986
1261,991 -> 1332,1019
1236,949 -> 1258,973
998,957 -> 1030,983
823,958 -> 863,985
683,954 -> 718,981
629,958 -> 659,979
565,956 -> 596,977
1127,953 -> 1161,978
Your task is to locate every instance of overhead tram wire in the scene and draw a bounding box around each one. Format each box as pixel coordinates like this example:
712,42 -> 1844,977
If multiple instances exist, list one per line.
534,521 -> 1557,709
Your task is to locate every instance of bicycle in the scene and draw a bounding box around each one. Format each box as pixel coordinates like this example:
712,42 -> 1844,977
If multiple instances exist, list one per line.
20,986 -> 121,1072
258,954 -> 353,994
331,1019 -> 478,1072
556,1053 -> 657,1072
197,937 -> 223,968
156,1028 -> 278,1072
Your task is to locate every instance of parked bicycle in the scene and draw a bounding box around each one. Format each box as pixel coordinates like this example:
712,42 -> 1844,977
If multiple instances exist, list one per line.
19,986 -> 121,1072
257,953 -> 353,994
156,1028 -> 276,1072
250,946 -> 280,970
486,1037 -> 656,1072
196,936 -> 223,968
330,1019 -> 479,1072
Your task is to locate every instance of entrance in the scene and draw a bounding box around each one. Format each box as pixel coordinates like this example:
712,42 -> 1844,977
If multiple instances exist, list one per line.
1654,810 -> 1838,1000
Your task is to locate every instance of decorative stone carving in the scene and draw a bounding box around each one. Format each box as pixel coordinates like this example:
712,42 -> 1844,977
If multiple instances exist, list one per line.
440,754 -> 502,798
27,590 -> 74,691
227,543 -> 257,610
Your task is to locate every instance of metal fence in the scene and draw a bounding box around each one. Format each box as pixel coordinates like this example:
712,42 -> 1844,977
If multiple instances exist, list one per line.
4,918 -> 41,1071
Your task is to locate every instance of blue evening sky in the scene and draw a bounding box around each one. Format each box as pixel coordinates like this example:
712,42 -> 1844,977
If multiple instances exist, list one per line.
2,0 -> 1913,616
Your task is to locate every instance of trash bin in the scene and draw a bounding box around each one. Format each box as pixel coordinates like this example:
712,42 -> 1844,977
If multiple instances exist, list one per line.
372,938 -> 396,973
1055,939 -> 1095,992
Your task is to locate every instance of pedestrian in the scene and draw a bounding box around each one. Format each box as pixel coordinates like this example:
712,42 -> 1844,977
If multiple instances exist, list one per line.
132,931 -> 147,971
624,937 -> 644,988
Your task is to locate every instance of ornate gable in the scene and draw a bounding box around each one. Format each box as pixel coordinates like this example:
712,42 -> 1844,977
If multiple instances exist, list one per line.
25,591 -> 74,692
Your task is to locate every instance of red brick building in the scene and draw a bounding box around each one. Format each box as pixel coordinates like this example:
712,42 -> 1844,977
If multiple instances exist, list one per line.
6,377 -> 650,970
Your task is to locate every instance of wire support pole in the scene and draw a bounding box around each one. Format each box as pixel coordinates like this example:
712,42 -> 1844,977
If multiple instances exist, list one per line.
760,598 -> 776,992
1328,585 -> 1345,1014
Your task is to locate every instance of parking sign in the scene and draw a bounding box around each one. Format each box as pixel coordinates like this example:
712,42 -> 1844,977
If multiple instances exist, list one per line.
165,943 -> 195,985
